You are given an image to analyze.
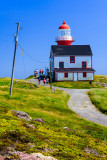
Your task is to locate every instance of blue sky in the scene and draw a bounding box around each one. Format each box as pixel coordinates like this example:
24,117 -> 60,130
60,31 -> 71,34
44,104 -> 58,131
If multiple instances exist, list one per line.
0,0 -> 107,79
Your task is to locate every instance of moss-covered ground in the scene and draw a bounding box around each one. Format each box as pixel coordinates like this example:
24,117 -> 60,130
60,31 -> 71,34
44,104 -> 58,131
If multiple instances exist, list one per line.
52,75 -> 107,89
88,88 -> 107,115
0,78 -> 107,159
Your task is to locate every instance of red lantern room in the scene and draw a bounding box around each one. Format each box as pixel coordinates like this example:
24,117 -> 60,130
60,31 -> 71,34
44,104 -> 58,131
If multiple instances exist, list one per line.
55,21 -> 74,45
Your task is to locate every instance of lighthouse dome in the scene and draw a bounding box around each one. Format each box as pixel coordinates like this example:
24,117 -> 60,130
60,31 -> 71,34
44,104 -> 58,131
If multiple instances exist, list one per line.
59,21 -> 70,29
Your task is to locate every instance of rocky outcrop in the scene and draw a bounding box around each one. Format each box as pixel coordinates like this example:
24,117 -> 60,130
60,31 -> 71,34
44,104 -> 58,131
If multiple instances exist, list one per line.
0,151 -> 57,160
11,110 -> 32,121
33,118 -> 45,123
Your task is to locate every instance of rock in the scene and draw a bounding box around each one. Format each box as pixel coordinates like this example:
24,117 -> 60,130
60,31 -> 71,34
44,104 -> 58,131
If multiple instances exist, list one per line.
0,151 -> 57,160
33,118 -> 45,123
84,148 -> 99,156
32,153 -> 57,160
102,83 -> 107,87
27,143 -> 35,149
34,84 -> 39,88
11,110 -> 32,121
63,127 -> 71,131
26,123 -> 35,129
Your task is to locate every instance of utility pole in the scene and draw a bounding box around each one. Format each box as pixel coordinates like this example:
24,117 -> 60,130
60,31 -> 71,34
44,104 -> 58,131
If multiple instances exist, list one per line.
10,22 -> 20,95
50,58 -> 52,90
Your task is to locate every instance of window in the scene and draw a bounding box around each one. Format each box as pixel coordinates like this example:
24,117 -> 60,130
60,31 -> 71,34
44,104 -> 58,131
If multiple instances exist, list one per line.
83,72 -> 87,77
64,73 -> 68,78
82,62 -> 87,68
59,62 -> 64,69
70,56 -> 75,63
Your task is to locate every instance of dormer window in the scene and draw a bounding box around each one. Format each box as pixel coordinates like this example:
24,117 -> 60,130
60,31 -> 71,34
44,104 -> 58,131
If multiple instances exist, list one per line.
70,56 -> 75,63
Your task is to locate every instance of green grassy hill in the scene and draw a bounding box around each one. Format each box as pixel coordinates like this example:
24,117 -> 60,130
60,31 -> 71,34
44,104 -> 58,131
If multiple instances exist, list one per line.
0,78 -> 107,159
88,88 -> 107,114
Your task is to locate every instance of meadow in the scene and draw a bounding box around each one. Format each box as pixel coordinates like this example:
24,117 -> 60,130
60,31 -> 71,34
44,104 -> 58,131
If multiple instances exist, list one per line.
0,78 -> 107,159
88,88 -> 107,114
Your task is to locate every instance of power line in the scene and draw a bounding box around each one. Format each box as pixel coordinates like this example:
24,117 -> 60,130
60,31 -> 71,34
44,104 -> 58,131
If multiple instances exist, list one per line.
18,43 -> 49,64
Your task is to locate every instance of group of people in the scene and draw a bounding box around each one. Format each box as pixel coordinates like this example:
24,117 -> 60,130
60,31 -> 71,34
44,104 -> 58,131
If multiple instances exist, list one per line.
38,77 -> 49,85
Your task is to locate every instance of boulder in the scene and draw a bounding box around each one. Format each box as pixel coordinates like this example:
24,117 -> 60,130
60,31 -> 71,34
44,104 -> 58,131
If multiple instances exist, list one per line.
11,110 -> 32,121
26,123 -> 35,129
84,148 -> 99,156
32,153 -> 57,160
33,118 -> 45,123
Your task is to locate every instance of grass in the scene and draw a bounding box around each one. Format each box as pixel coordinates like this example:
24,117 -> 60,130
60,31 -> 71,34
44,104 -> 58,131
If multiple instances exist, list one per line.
25,75 -> 35,80
94,75 -> 107,83
52,75 -> 107,89
88,88 -> 107,115
0,77 -> 107,159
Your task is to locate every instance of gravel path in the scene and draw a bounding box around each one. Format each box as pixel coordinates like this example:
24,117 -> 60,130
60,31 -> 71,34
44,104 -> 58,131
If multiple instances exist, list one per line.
57,88 -> 107,126
27,78 -> 107,126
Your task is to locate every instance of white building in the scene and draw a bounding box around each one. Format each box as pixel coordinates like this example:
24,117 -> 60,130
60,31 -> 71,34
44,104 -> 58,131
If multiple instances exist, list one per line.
50,21 -> 95,81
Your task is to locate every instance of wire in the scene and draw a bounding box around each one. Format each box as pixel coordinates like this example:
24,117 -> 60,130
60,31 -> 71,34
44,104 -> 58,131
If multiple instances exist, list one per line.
18,43 -> 49,64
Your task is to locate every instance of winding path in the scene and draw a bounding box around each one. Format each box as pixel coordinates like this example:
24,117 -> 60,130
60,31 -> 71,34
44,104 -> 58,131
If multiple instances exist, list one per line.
27,78 -> 107,126
57,87 -> 107,126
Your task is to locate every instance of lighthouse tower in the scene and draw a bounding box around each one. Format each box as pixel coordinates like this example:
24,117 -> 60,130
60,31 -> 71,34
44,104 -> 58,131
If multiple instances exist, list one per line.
55,21 -> 74,45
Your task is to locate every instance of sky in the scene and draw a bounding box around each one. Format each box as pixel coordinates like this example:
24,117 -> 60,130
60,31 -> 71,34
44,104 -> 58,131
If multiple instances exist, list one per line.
0,0 -> 107,79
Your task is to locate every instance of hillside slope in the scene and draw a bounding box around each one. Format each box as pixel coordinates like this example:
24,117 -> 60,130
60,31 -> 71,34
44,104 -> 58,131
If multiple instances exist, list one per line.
0,78 -> 107,159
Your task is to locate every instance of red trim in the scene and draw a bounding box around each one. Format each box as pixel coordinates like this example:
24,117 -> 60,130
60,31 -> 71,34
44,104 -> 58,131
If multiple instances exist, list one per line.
56,40 -> 73,45
54,67 -> 91,69
54,55 -> 92,57
64,72 -> 68,78
82,61 -> 87,68
70,56 -> 75,63
83,72 -> 87,77
59,62 -> 64,69
56,80 -> 74,81
55,71 -> 94,73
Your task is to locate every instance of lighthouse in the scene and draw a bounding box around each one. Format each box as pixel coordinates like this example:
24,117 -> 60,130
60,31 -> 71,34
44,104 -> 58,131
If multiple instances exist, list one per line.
50,21 -> 95,81
55,21 -> 74,45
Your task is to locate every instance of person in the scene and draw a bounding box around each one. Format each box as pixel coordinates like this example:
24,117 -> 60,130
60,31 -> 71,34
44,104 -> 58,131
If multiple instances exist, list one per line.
42,69 -> 44,75
43,78 -> 46,85
38,78 -> 41,85
46,78 -> 49,84
39,70 -> 41,75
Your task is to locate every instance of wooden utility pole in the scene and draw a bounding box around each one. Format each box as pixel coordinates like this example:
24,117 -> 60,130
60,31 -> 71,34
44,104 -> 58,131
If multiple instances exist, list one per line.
10,22 -> 20,95
50,59 -> 52,90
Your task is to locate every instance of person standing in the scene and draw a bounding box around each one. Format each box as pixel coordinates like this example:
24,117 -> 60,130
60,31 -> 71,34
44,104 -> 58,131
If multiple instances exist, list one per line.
43,78 -> 46,85
39,70 -> 41,75
42,69 -> 44,75
46,78 -> 49,84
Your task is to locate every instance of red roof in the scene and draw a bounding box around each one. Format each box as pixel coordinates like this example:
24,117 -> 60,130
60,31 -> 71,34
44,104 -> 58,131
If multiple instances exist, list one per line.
59,21 -> 70,29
